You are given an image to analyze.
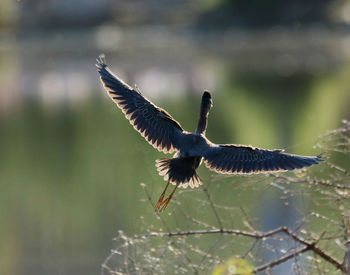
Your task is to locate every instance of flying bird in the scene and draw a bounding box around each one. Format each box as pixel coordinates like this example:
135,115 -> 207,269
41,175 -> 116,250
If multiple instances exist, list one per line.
96,56 -> 322,212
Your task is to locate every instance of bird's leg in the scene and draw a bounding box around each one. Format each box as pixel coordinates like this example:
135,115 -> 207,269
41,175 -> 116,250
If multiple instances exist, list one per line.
159,184 -> 178,212
154,181 -> 170,211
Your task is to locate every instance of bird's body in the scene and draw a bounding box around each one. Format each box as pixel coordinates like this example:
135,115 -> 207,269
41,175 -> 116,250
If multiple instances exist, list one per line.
96,56 -> 322,211
173,132 -> 213,157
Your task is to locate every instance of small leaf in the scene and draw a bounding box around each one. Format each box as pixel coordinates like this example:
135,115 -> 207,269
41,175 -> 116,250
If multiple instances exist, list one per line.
212,257 -> 253,275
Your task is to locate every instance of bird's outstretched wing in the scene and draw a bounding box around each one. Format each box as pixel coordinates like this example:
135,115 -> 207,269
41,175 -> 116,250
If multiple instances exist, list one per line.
96,56 -> 184,153
203,144 -> 322,174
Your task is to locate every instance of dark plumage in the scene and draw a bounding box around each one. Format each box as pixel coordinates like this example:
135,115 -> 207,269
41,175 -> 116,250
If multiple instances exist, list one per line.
96,56 -> 322,211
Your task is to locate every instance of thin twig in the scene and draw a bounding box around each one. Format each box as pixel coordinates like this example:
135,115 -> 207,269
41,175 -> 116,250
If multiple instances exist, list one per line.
242,239 -> 259,259
270,174 -> 350,190
240,206 -> 255,231
202,186 -> 223,230
142,183 -> 199,274
142,183 -> 172,233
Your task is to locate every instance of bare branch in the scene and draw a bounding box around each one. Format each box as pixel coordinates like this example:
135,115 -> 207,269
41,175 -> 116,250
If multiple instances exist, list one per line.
254,246 -> 309,273
133,226 -> 346,272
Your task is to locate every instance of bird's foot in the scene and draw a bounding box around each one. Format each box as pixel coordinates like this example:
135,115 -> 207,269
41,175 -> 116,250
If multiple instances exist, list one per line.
155,184 -> 178,212
155,193 -> 166,211
154,181 -> 170,212
159,195 -> 173,212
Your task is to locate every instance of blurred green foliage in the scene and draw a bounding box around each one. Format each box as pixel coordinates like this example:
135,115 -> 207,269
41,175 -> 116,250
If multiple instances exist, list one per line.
0,0 -> 16,27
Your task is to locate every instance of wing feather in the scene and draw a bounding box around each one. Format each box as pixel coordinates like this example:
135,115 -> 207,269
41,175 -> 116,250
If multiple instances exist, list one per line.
203,144 -> 322,174
96,56 -> 184,153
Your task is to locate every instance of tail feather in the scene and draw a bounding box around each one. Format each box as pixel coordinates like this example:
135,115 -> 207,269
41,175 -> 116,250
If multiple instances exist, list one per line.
156,158 -> 202,189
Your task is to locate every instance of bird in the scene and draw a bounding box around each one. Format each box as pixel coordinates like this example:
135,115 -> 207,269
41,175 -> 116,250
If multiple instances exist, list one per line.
96,56 -> 322,212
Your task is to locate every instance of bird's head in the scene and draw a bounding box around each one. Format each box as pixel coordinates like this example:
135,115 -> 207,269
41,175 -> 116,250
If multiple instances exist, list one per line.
202,90 -> 213,110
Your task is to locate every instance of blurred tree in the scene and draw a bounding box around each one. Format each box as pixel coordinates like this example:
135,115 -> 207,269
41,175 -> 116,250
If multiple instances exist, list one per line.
196,0 -> 335,28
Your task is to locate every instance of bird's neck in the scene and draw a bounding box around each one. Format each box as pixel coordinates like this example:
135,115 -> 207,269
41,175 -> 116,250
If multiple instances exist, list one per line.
196,105 -> 210,135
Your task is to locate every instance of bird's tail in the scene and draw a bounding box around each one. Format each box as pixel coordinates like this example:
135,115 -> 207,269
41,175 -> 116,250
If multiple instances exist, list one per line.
155,157 -> 202,189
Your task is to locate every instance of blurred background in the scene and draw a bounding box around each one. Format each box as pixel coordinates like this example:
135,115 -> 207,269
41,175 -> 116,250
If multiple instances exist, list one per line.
1,0 -> 350,274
